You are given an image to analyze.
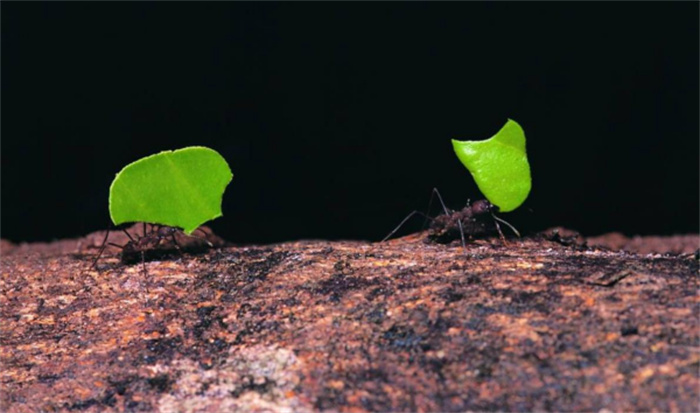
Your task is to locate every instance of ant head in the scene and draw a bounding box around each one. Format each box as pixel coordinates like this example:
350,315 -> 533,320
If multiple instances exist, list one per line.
156,226 -> 179,236
472,199 -> 498,215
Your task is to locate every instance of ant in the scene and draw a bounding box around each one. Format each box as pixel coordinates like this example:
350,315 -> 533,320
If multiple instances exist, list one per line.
88,222 -> 214,275
382,188 -> 520,249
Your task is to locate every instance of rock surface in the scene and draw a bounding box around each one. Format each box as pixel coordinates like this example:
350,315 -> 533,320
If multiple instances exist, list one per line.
1,229 -> 698,412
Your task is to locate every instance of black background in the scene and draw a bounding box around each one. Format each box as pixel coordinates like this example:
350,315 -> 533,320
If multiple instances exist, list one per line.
2,3 -> 698,244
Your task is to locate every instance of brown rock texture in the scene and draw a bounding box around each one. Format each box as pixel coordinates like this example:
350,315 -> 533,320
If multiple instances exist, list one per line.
586,231 -> 698,255
1,229 -> 698,412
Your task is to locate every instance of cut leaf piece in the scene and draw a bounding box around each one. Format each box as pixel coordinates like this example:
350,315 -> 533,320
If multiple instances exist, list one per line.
451,119 -> 531,212
109,146 -> 233,234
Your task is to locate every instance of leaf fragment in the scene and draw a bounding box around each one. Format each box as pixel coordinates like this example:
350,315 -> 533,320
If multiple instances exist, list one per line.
109,146 -> 233,234
451,119 -> 531,212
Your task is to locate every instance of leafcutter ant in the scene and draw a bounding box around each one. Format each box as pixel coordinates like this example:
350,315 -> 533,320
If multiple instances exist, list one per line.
89,222 -> 215,275
382,188 -> 520,249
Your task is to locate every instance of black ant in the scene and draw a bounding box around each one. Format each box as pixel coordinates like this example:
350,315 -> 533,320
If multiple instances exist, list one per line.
382,188 -> 520,249
89,222 -> 214,274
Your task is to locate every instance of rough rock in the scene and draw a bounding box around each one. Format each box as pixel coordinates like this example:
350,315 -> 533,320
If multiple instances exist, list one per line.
1,230 -> 698,412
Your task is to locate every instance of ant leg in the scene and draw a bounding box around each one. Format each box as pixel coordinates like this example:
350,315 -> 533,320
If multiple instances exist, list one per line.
89,227 -> 112,271
381,210 -> 434,242
423,189 -> 438,229
457,219 -> 467,252
122,228 -> 137,243
140,250 -> 151,293
492,213 -> 521,238
491,214 -> 507,244
80,226 -> 114,292
169,232 -> 184,252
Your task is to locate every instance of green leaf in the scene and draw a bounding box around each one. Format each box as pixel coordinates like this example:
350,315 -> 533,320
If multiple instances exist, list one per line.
109,146 -> 233,234
451,119 -> 531,212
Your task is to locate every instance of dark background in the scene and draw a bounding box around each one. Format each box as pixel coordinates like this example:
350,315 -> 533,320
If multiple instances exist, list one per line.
2,3 -> 698,244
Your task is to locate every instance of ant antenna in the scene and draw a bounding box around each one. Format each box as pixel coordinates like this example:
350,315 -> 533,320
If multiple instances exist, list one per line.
382,188 -> 451,242
430,188 -> 451,216
381,210 -> 434,242
381,188 -> 459,243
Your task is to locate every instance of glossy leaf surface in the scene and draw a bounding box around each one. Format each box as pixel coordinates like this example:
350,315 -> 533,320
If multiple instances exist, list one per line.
452,119 -> 531,212
109,146 -> 233,234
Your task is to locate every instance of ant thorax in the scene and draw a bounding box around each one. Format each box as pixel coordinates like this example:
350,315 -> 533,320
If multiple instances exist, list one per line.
428,199 -> 498,244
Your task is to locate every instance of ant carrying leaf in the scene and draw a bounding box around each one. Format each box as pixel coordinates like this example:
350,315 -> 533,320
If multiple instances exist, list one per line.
383,119 -> 531,248
90,223 -> 216,271
382,188 -> 520,249
89,146 -> 233,274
